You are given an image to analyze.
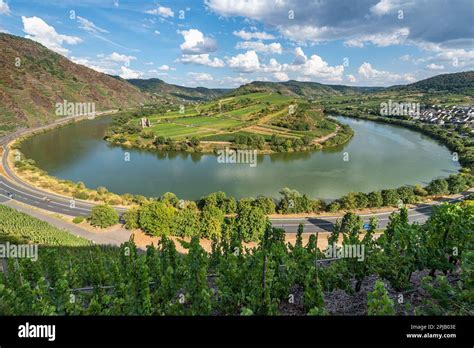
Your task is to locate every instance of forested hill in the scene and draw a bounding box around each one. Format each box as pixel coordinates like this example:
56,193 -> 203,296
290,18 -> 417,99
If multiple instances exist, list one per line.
127,78 -> 231,101
390,71 -> 474,93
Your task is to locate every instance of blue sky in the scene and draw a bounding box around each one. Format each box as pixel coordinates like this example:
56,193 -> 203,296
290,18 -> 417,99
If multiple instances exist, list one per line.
0,0 -> 473,88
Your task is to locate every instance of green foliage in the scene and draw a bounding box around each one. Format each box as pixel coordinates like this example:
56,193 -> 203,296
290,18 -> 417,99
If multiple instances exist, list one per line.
173,205 -> 200,237
72,216 -> 84,224
138,202 -> 176,236
200,205 -> 224,239
89,205 -> 119,228
235,205 -> 267,242
367,281 -> 395,315
0,202 -> 471,316
427,178 -> 449,195
0,205 -> 89,246
123,208 -> 140,230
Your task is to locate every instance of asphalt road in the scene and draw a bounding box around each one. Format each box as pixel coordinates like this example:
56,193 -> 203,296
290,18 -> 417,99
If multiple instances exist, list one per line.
0,116 -> 471,233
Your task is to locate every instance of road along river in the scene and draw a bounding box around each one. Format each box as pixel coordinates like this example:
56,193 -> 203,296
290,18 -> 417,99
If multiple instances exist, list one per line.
19,115 -> 460,201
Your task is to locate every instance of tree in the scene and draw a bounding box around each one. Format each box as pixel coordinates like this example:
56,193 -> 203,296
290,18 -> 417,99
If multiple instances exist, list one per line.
253,196 -> 276,214
154,136 -> 166,146
89,205 -> 119,228
355,192 -> 369,209
340,192 -> 358,211
397,186 -> 416,204
381,189 -> 400,207
367,281 -> 395,315
425,203 -> 473,276
447,174 -> 467,194
173,205 -> 200,237
200,205 -> 224,239
236,205 -> 267,242
327,201 -> 340,213
367,191 -> 383,208
138,202 -> 175,236
160,192 -> 179,207
427,178 -> 449,195
123,207 -> 140,230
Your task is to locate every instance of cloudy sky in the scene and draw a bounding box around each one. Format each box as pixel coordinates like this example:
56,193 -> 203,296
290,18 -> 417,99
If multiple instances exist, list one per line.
0,0 -> 473,87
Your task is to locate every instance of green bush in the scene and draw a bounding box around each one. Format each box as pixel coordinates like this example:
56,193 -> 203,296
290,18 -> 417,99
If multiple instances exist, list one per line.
89,205 -> 119,228
72,216 -> 84,224
367,281 -> 396,315
73,191 -> 89,200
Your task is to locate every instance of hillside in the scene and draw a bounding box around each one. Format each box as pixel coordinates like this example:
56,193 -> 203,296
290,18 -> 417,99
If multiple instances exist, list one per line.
390,71 -> 474,93
105,91 -> 352,153
231,80 -> 383,98
127,78 -> 231,101
0,33 -> 150,136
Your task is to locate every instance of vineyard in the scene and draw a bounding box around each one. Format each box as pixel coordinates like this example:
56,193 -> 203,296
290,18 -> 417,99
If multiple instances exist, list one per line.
0,201 -> 472,316
0,205 -> 90,246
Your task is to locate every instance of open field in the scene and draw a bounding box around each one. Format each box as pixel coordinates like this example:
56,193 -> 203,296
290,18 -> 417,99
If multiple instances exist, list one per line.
106,92 -> 346,152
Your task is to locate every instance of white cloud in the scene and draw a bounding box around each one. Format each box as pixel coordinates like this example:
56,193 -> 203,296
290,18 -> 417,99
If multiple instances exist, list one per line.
285,47 -> 344,81
99,52 -> 136,65
426,63 -> 444,70
293,47 -> 307,65
158,64 -> 170,71
346,74 -> 357,83
345,28 -> 409,47
179,29 -> 217,55
0,0 -> 10,15
119,66 -> 143,79
416,41 -> 474,68
227,50 -> 260,73
357,62 -> 414,85
72,52 -> 137,75
261,58 -> 282,73
188,72 -> 214,81
272,72 -> 288,81
222,76 -> 251,86
178,54 -> 225,68
232,29 -> 275,40
146,6 -> 174,18
22,16 -> 82,56
235,41 -> 282,54
76,16 -> 108,34
206,0 -> 276,19
279,24 -> 335,43
370,0 -> 399,16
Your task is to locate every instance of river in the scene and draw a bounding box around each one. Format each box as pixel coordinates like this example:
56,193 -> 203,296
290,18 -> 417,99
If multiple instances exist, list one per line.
20,115 -> 460,200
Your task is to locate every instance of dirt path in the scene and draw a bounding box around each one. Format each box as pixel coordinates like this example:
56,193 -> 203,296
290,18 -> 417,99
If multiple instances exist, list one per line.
311,125 -> 340,144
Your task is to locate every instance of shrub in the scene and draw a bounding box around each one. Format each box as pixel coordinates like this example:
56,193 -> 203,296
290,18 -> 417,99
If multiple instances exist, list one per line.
381,189 -> 400,207
72,216 -> 84,224
367,281 -> 396,315
89,205 -> 119,228
367,191 -> 383,208
427,178 -> 449,195
73,191 -> 89,200
123,208 -> 140,230
327,201 -> 340,213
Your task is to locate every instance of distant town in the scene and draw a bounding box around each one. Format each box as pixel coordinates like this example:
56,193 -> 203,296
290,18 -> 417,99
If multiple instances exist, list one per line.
416,105 -> 474,131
